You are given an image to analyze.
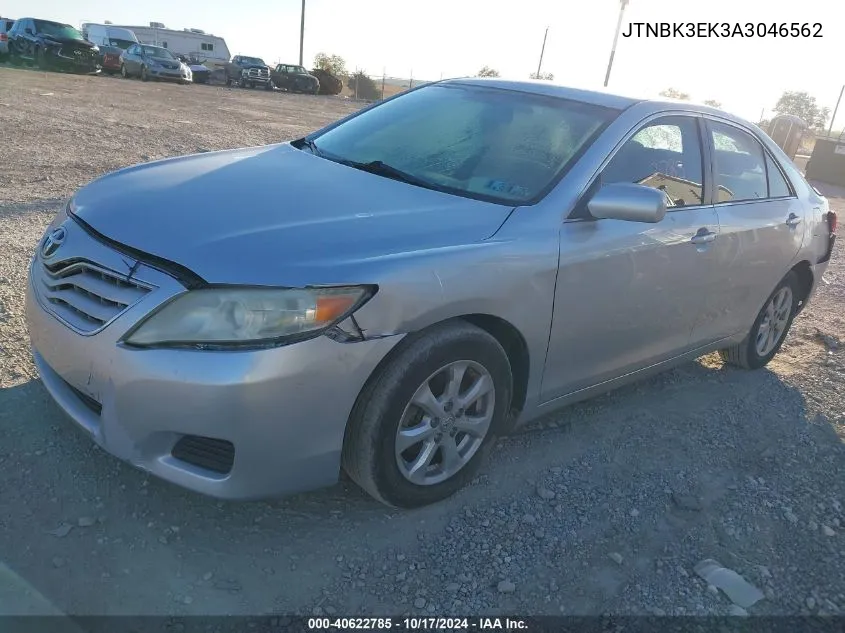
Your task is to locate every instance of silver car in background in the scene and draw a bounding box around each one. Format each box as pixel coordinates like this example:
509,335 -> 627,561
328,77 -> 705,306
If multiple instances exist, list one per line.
26,79 -> 837,507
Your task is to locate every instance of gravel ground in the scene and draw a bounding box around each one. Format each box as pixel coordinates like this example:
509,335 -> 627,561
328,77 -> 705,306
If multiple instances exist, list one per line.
1,66 -> 844,617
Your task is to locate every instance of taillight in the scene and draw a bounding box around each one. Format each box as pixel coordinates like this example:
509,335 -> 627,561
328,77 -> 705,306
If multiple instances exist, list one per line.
828,210 -> 837,234
0,34 -> 7,42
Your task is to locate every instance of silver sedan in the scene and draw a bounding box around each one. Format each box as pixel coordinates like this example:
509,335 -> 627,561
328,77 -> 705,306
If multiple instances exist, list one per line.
26,79 -> 837,507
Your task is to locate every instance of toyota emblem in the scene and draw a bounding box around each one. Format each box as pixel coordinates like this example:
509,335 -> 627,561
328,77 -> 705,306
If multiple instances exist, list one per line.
41,226 -> 67,259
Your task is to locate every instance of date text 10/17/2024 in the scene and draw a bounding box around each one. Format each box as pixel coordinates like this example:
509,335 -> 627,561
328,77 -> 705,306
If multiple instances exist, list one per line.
307,617 -> 529,630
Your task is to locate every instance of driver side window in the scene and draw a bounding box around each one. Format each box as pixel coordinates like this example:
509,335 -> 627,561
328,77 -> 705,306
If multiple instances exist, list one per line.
602,116 -> 705,209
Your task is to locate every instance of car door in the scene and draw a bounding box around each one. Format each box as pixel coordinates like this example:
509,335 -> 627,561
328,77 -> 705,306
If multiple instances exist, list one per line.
125,45 -> 140,73
12,19 -> 31,58
694,119 -> 805,342
541,114 -> 722,401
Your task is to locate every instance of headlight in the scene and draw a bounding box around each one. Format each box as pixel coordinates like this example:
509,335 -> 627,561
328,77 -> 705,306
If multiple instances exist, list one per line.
123,286 -> 374,348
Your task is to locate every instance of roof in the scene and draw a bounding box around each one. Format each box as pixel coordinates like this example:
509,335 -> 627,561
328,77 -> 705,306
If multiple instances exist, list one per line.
437,78 -> 756,128
113,24 -> 224,38
440,77 -> 644,110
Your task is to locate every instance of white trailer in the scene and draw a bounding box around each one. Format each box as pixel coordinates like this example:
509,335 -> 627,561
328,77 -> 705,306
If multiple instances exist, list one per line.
109,22 -> 231,69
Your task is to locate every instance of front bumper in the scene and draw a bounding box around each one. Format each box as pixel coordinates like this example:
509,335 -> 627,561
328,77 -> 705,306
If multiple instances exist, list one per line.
50,47 -> 100,73
26,217 -> 401,500
148,67 -> 191,82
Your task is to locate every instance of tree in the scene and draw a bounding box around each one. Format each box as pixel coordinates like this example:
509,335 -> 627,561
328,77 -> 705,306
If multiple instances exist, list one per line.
347,71 -> 380,101
313,53 -> 347,77
529,71 -> 554,81
703,99 -> 722,108
773,90 -> 830,132
659,88 -> 690,101
476,66 -> 500,78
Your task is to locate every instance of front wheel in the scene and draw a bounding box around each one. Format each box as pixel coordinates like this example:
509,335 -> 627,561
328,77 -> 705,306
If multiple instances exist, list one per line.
342,321 -> 513,508
120,63 -> 129,78
719,271 -> 799,370
140,66 -> 149,82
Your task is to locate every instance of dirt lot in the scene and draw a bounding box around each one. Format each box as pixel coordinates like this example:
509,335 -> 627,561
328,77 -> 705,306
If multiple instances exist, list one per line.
1,66 -> 845,618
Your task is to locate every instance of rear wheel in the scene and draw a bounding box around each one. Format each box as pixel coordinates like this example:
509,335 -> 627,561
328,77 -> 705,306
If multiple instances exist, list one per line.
342,321 -> 513,508
719,271 -> 799,370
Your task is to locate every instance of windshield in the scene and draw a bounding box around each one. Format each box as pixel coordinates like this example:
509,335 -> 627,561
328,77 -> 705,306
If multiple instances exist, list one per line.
311,84 -> 617,204
240,56 -> 266,66
291,66 -> 307,74
141,45 -> 176,59
108,38 -> 136,49
34,20 -> 85,41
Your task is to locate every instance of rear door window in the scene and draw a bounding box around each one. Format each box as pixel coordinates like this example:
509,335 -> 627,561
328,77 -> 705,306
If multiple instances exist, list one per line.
765,153 -> 793,198
709,122 -> 767,202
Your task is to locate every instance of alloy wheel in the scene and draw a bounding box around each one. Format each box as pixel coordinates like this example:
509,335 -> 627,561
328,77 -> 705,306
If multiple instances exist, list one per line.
395,360 -> 495,486
755,286 -> 793,357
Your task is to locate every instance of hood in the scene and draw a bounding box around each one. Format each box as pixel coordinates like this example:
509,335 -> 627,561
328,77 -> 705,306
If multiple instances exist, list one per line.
148,55 -> 179,64
240,62 -> 268,70
189,63 -> 209,71
71,144 -> 512,286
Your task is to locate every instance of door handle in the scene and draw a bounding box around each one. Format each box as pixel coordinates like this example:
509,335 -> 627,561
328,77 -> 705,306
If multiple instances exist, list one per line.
786,213 -> 802,227
690,228 -> 717,245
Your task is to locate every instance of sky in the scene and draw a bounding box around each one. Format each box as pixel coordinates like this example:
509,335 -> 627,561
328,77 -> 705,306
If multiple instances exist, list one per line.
2,0 -> 843,127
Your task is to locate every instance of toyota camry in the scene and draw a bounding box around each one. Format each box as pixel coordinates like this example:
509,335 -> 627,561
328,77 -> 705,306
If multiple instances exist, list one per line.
26,79 -> 837,507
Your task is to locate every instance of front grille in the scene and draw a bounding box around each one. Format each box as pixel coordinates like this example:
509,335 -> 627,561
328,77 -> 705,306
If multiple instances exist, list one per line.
171,435 -> 235,474
36,258 -> 153,334
245,68 -> 269,79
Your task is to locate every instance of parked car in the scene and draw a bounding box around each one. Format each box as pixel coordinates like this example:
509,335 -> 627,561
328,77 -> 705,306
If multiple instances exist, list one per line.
120,43 -> 191,83
26,79 -> 837,508
0,18 -> 15,61
81,23 -> 138,74
310,68 -> 343,95
177,54 -> 210,84
225,54 -> 272,89
7,18 -> 99,73
271,63 -> 319,94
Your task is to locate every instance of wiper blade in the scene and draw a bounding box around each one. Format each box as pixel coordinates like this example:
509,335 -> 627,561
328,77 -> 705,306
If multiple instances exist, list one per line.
348,160 -> 439,191
300,138 -> 322,157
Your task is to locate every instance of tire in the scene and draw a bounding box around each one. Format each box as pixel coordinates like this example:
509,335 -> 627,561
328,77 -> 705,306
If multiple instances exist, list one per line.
140,66 -> 148,82
719,271 -> 799,370
9,49 -> 22,66
265,81 -> 273,91
342,320 -> 513,508
120,64 -> 128,79
226,77 -> 232,87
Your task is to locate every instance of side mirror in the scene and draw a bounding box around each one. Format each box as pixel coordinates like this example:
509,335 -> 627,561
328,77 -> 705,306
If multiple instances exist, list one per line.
587,182 -> 668,223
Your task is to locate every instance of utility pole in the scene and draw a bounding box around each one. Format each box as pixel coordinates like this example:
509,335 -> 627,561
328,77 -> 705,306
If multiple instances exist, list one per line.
603,0 -> 629,87
299,0 -> 305,67
535,27 -> 548,78
827,85 -> 844,138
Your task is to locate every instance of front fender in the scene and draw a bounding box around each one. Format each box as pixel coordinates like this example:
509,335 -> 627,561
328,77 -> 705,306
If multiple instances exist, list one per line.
351,236 -> 559,409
